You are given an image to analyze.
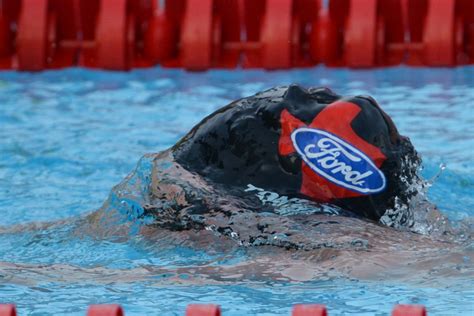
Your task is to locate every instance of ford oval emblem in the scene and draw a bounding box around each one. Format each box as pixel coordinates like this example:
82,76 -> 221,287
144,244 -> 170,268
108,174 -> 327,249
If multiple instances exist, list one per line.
291,127 -> 386,194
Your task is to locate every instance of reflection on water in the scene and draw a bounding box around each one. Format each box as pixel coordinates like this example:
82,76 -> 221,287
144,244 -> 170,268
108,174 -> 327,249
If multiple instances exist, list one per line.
0,66 -> 473,315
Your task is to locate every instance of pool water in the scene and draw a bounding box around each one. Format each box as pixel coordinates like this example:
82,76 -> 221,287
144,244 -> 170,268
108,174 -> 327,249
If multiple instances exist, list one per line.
0,67 -> 473,315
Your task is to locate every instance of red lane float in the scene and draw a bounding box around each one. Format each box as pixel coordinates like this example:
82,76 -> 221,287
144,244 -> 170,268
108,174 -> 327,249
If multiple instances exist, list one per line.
342,0 -> 380,67
405,0 -> 473,65
143,9 -> 176,65
0,0 -> 473,70
0,0 -> 18,69
178,0 -> 242,70
243,0 -> 320,69
392,305 -> 427,316
16,0 -> 85,70
186,304 -> 221,316
16,0 -> 50,70
180,0 -> 214,70
292,304 -> 327,316
343,0 -> 390,67
310,0 -> 406,67
258,0 -> 293,69
0,305 -> 16,316
94,0 -> 130,70
80,0 -> 151,70
87,305 -> 124,316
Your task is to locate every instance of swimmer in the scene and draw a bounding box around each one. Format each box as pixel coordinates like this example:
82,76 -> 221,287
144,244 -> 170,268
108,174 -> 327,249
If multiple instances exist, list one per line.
84,84 -> 455,249
2,85 -> 472,283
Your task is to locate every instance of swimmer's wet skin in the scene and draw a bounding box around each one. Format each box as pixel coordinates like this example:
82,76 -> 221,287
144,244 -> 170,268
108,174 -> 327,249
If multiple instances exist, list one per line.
85,84 -> 455,250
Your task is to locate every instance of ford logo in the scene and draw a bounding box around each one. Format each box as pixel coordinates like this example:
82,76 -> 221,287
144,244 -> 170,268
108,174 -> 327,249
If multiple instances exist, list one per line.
291,127 -> 386,194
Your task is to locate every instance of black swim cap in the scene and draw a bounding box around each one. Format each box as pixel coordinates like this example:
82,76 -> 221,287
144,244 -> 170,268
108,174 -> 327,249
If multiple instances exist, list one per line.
173,85 -> 420,220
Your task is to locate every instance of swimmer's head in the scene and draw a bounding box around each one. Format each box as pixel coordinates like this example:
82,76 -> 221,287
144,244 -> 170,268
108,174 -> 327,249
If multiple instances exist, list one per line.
173,85 -> 420,221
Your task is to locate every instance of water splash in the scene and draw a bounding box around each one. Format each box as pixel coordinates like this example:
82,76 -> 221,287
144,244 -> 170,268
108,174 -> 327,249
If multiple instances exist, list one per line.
380,160 -> 471,242
425,163 -> 447,188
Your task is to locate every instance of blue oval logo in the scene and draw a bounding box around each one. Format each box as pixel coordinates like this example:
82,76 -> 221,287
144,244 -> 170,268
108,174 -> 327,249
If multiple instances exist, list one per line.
291,127 -> 386,194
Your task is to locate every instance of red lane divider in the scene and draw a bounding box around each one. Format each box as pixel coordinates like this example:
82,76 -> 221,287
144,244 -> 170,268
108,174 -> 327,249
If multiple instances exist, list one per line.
0,303 -> 430,315
0,0 -> 473,70
186,304 -> 221,316
292,304 -> 327,316
0,305 -> 16,316
392,305 -> 427,316
87,305 -> 124,316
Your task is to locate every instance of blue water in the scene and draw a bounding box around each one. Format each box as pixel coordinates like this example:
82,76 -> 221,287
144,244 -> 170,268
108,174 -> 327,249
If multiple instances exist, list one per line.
0,67 -> 473,315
